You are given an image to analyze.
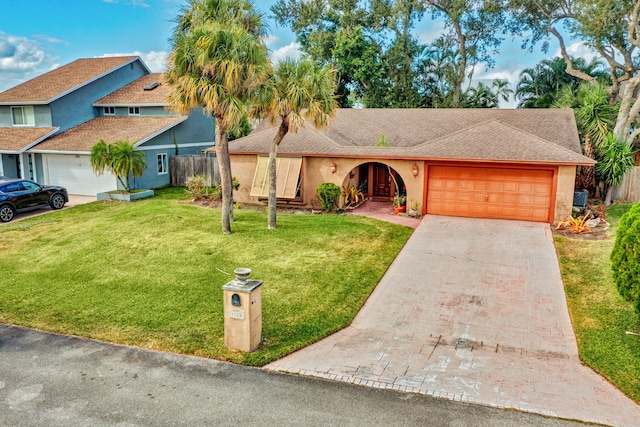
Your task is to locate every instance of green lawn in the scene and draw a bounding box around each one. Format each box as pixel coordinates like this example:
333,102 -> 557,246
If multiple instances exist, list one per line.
0,188 -> 412,366
554,203 -> 640,403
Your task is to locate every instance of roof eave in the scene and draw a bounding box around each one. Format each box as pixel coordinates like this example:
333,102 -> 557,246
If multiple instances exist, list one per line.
93,103 -> 169,107
5,57 -> 148,105
229,150 -> 595,166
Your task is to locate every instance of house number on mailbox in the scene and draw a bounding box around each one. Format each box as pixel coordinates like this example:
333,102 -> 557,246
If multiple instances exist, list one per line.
229,308 -> 245,320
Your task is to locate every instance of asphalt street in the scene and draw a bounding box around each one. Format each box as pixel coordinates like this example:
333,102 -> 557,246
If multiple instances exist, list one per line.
0,325 -> 586,427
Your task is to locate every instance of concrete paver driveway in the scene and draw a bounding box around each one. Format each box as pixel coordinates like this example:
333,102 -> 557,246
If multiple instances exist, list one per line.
266,216 -> 640,426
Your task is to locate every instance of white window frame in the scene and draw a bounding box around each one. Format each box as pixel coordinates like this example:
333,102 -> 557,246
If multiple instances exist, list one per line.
11,106 -> 35,127
157,153 -> 168,175
128,106 -> 140,116
103,106 -> 115,116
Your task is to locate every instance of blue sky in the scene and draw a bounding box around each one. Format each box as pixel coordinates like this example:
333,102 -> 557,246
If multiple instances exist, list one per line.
0,0 -> 593,106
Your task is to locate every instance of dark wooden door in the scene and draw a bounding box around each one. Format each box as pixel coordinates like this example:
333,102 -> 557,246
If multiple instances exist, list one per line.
372,163 -> 390,198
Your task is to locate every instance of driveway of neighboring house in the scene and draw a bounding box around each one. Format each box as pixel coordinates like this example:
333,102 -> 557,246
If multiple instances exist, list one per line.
266,215 -> 640,426
0,195 -> 95,224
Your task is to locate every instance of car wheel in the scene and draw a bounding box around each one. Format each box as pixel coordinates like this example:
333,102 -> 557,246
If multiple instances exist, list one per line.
0,204 -> 15,222
50,193 -> 66,210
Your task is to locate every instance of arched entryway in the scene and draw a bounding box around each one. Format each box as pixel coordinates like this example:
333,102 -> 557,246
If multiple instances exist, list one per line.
356,162 -> 405,200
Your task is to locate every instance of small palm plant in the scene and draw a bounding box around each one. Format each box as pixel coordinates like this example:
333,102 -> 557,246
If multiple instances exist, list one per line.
596,133 -> 636,206
90,139 -> 147,192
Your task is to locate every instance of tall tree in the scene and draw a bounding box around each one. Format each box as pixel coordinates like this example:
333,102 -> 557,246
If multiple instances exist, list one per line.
271,0 -> 426,107
254,59 -> 339,229
506,0 -> 640,145
425,0 -> 504,107
165,0 -> 270,234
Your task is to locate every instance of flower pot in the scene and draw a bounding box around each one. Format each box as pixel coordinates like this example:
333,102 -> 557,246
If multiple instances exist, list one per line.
394,206 -> 406,214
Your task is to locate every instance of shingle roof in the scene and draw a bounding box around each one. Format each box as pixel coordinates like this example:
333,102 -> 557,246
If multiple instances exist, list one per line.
0,127 -> 59,152
229,108 -> 594,165
0,56 -> 141,105
94,73 -> 170,106
31,116 -> 186,153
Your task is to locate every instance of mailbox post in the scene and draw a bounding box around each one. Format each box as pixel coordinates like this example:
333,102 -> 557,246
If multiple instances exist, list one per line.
222,268 -> 263,352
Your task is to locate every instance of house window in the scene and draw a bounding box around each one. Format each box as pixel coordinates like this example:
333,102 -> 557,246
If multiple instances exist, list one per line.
157,153 -> 168,174
11,106 -> 35,126
250,156 -> 303,199
128,106 -> 140,116
103,106 -> 115,115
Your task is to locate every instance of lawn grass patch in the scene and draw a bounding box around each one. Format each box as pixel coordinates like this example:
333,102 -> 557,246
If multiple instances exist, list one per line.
0,187 -> 412,366
555,203 -> 640,402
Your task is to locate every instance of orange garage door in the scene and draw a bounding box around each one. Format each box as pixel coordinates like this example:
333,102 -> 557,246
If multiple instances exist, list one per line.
427,166 -> 554,222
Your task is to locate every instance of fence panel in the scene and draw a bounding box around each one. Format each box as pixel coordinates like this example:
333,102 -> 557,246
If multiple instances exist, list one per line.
613,166 -> 640,203
170,155 -> 219,187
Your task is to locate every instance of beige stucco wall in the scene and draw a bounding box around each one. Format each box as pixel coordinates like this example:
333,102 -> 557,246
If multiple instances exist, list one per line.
230,154 -> 576,224
230,154 -> 425,211
555,165 -> 577,223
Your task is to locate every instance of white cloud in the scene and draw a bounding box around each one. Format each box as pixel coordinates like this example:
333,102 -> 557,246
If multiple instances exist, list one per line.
263,35 -> 281,48
417,21 -> 446,45
270,42 -> 302,63
99,50 -> 169,72
556,41 -> 598,63
0,33 -> 58,92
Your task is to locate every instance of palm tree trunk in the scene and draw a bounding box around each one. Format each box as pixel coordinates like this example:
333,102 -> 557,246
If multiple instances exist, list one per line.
268,119 -> 289,229
216,118 -> 232,234
605,184 -> 614,206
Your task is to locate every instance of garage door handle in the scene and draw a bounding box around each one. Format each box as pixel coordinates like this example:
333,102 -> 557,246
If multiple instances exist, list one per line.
485,194 -> 488,201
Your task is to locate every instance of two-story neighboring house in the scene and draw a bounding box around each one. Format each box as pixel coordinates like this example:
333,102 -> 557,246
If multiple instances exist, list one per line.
0,56 -> 213,195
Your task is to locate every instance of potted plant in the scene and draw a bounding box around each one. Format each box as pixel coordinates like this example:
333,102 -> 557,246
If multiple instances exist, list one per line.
409,198 -> 420,217
393,195 -> 406,214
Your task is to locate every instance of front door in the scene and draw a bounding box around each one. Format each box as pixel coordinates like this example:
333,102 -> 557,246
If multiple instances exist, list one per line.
372,163 -> 390,198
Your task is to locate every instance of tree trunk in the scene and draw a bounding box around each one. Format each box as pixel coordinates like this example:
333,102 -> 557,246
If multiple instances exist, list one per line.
216,118 -> 232,234
605,184 -> 614,206
452,20 -> 466,108
268,119 -> 289,229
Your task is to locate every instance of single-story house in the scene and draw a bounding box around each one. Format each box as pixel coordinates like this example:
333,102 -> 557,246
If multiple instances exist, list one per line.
226,108 -> 594,224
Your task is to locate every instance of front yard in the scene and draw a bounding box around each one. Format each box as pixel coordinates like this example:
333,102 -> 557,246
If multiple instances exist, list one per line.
0,188 -> 412,366
555,203 -> 640,403
3,187 -> 639,402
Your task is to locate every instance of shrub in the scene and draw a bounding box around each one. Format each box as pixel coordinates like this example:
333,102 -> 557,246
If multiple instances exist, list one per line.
611,202 -> 640,313
316,182 -> 341,212
186,175 -> 210,199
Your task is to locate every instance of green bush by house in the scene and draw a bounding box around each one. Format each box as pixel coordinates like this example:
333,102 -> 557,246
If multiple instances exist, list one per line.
611,202 -> 640,313
316,182 -> 341,211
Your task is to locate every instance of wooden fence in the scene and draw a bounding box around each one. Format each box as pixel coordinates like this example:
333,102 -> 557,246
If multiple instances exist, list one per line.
170,155 -> 220,187
613,166 -> 640,202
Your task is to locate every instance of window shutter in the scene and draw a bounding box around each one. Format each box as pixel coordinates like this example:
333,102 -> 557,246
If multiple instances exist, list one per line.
250,156 -> 302,198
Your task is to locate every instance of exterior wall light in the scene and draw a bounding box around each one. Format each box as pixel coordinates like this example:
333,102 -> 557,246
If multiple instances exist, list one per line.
412,163 -> 419,177
330,161 -> 337,174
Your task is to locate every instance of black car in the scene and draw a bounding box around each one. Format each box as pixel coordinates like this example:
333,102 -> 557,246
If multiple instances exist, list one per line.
0,179 -> 68,222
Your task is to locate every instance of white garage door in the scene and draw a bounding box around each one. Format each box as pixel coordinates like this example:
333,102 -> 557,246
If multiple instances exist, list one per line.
45,154 -> 116,196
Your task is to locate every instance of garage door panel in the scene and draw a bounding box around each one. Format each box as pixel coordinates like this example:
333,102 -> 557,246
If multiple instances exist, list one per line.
46,155 -> 116,196
427,165 -> 553,222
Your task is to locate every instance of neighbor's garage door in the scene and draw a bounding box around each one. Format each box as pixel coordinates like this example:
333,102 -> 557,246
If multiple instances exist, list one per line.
45,154 -> 116,196
427,165 -> 554,222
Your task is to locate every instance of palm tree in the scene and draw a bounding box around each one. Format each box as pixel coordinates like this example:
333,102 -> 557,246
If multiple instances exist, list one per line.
254,58 -> 339,229
516,57 -> 607,108
597,134 -> 636,206
165,0 -> 270,234
90,139 -> 146,192
554,82 -> 618,196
